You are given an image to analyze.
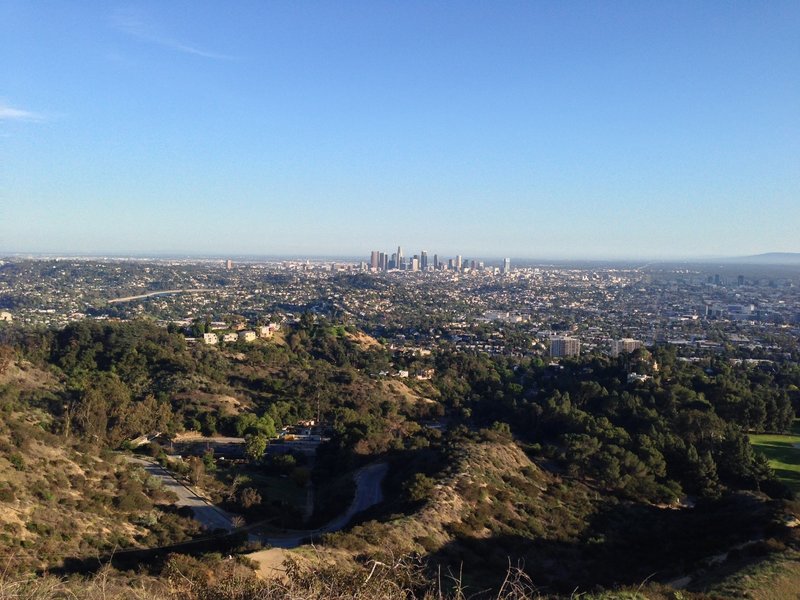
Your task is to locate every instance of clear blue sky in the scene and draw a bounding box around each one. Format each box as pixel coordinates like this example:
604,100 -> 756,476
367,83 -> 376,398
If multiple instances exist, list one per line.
2,1 -> 798,259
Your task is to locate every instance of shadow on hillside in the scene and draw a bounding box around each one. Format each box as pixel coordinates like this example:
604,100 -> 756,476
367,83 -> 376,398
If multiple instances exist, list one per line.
425,491 -> 781,595
46,530 -> 250,577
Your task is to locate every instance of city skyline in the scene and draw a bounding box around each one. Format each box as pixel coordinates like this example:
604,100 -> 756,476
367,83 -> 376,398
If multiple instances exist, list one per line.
2,2 -> 799,258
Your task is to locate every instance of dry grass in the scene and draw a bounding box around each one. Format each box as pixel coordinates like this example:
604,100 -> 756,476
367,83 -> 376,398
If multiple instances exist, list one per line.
344,331 -> 381,351
0,360 -> 59,392
0,566 -> 157,600
380,380 -> 436,406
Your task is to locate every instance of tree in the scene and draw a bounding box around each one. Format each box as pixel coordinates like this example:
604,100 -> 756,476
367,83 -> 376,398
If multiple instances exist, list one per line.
187,456 -> 205,485
235,413 -> 277,438
245,433 -> 268,461
239,487 -> 262,509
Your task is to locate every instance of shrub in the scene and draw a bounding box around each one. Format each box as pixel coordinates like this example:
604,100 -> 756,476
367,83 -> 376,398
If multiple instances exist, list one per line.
239,487 -> 262,509
405,473 -> 436,503
8,452 -> 24,470
0,485 -> 15,502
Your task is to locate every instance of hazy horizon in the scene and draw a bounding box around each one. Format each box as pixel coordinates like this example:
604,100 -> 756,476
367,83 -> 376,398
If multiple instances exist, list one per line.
3,248 -> 800,265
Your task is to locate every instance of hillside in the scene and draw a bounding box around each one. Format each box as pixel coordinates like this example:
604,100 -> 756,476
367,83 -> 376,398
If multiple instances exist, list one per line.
725,253 -> 800,266
0,361 -> 203,571
319,436 -> 800,596
2,318 -> 800,597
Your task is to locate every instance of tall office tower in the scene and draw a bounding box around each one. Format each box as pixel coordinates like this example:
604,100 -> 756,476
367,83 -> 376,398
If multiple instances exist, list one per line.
390,253 -> 397,270
550,336 -> 580,357
610,338 -> 643,357
421,250 -> 428,271
411,256 -> 420,272
225,259 -> 233,270
502,258 -> 511,274
378,252 -> 386,271
456,255 -> 463,271
478,261 -> 485,270
433,254 -> 439,270
397,246 -> 403,270
448,258 -> 455,270
470,260 -> 476,270
370,251 -> 379,270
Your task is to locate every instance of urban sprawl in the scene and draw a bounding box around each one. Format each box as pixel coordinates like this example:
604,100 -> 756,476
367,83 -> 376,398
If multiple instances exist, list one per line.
1,251 -> 799,364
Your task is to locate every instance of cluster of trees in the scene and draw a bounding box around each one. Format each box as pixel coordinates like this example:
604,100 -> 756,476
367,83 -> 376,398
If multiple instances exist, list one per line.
3,316 -> 796,507
430,346 -> 797,502
1,318 -> 425,469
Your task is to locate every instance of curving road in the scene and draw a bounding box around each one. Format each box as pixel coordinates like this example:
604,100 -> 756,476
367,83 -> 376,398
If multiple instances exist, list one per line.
107,289 -> 214,304
126,456 -> 235,531
125,456 -> 388,548
254,462 -> 389,548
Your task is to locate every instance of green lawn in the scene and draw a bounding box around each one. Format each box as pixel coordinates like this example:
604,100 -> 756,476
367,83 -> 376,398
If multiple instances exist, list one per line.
750,422 -> 800,494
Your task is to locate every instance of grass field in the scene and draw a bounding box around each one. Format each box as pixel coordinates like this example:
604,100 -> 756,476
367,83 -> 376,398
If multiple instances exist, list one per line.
750,421 -> 800,494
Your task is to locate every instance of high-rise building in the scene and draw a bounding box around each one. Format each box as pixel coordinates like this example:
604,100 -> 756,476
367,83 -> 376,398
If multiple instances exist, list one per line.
421,250 -> 428,271
390,253 -> 397,270
433,254 -> 439,270
370,251 -> 379,270
550,336 -> 580,357
610,338 -> 643,357
411,256 -> 420,271
456,255 -> 462,271
502,258 -> 511,274
225,259 -> 233,270
397,246 -> 404,270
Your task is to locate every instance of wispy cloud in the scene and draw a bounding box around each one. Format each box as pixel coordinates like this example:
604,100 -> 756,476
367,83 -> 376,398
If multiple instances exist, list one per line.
0,103 -> 44,122
113,9 -> 237,61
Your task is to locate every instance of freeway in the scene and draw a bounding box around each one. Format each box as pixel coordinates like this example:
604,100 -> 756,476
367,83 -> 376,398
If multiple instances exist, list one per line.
107,288 -> 214,304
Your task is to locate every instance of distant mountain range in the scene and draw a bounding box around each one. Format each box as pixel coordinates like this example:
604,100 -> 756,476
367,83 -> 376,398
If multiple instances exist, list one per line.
722,253 -> 800,265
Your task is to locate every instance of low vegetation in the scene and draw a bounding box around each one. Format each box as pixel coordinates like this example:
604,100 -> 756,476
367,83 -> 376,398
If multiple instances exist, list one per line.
1,317 -> 800,596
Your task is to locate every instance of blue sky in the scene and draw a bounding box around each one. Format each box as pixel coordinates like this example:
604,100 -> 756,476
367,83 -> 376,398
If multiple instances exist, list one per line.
2,1 -> 798,259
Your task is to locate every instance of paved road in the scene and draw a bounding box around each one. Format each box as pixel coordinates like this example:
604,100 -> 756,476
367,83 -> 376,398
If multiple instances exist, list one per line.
171,435 -> 321,458
126,457 -> 235,532
108,289 -> 214,304
125,456 -> 388,548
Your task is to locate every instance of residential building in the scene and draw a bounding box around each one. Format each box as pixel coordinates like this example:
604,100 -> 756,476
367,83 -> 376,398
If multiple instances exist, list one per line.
610,338 -> 643,357
550,336 -> 580,357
